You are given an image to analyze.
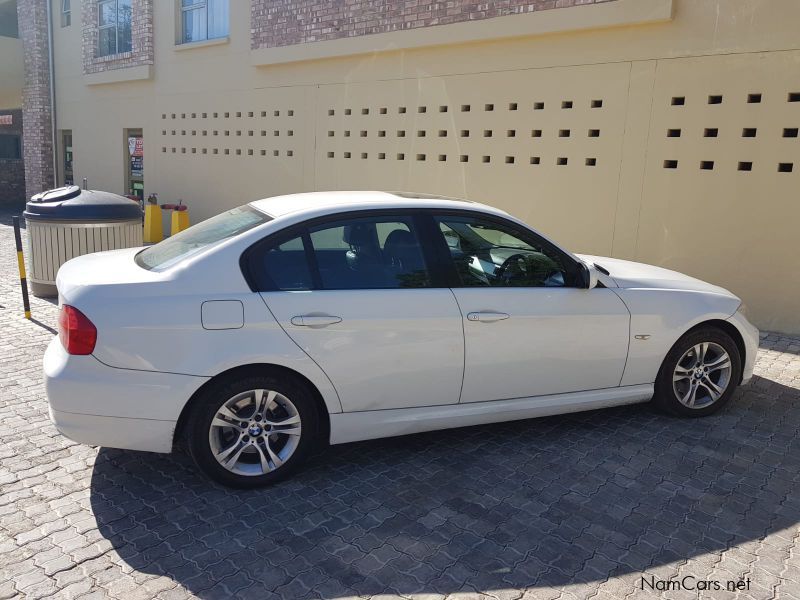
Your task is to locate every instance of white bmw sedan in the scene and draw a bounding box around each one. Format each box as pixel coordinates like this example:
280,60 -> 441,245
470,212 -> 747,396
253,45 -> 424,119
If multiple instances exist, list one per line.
45,191 -> 758,487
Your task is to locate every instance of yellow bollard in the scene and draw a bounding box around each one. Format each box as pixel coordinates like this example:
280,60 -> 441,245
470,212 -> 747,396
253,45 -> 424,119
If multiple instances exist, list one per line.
170,205 -> 190,236
143,203 -> 163,243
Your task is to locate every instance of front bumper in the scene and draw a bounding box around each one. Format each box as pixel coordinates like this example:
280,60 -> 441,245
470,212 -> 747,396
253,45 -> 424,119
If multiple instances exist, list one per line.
727,308 -> 759,384
44,338 -> 209,453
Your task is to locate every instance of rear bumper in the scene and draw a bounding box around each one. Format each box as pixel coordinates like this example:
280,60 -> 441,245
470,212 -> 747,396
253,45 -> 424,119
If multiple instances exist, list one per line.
44,338 -> 209,453
727,308 -> 759,384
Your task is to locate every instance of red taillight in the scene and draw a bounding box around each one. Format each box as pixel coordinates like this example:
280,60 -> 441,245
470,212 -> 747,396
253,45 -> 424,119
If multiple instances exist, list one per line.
58,305 -> 97,355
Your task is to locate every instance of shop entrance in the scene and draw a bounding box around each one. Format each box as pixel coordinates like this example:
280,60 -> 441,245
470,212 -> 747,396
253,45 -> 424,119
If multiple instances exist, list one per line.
125,128 -> 144,201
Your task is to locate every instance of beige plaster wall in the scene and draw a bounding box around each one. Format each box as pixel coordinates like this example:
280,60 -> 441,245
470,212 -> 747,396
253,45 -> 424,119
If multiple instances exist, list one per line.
51,0 -> 800,333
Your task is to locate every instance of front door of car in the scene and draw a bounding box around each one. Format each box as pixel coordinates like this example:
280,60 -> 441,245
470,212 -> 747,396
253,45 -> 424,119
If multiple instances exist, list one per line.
432,212 -> 630,404
250,212 -> 464,412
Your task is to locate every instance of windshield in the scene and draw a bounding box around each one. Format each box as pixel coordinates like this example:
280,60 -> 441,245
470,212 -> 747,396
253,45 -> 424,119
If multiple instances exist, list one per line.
135,205 -> 272,271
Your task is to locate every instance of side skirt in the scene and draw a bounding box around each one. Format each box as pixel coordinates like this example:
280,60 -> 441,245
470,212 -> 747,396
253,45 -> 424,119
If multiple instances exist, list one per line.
329,384 -> 654,444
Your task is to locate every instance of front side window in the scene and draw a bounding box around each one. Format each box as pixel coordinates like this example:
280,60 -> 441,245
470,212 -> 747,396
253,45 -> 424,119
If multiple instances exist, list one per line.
181,0 -> 229,44
249,215 -> 432,291
435,215 -> 577,288
136,205 -> 272,271
98,0 -> 132,56
61,0 -> 71,27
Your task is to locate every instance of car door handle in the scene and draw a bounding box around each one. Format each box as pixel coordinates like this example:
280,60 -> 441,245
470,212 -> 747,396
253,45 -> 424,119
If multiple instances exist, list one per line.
466,311 -> 510,322
290,315 -> 343,327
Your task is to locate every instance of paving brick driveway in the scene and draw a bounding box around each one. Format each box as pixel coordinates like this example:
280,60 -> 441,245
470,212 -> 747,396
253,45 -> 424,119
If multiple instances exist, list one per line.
2,208 -> 800,600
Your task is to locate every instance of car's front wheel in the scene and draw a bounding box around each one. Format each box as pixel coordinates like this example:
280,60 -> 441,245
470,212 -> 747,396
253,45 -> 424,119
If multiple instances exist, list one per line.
653,327 -> 742,417
186,372 -> 320,488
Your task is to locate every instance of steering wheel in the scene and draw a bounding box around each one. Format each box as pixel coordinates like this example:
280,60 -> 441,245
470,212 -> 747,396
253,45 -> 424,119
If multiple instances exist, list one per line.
495,253 -> 530,284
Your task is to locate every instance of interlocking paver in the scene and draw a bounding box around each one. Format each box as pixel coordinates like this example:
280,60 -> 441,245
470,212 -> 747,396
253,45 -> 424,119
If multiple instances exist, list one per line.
2,207 -> 800,599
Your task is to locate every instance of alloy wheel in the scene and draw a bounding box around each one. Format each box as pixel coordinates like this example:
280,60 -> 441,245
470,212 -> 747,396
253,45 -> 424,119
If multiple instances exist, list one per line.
208,389 -> 302,476
672,342 -> 732,409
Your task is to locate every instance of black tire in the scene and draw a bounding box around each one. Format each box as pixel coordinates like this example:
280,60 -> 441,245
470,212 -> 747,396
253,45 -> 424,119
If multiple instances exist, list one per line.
653,326 -> 742,417
186,370 -> 321,488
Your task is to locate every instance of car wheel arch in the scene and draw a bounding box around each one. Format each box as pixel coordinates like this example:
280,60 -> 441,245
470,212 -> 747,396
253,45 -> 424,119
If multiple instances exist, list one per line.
172,363 -> 331,451
679,319 -> 747,384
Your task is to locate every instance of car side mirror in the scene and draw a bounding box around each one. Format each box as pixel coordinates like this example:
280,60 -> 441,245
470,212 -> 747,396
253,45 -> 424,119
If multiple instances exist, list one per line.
579,262 -> 599,289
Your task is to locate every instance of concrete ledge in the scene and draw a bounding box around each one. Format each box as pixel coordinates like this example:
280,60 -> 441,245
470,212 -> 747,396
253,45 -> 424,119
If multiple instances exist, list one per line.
174,36 -> 230,52
251,0 -> 673,66
84,64 -> 153,86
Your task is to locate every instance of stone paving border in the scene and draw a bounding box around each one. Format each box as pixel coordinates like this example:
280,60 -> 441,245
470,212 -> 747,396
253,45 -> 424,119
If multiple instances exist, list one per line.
1,208 -> 800,600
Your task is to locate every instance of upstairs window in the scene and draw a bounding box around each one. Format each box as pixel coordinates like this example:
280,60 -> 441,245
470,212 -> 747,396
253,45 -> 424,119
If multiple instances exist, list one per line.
98,0 -> 132,56
0,135 -> 22,160
181,0 -> 229,44
61,0 -> 71,27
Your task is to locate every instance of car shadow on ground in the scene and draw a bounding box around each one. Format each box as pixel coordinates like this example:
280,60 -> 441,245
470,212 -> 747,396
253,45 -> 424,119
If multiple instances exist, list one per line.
90,375 -> 800,599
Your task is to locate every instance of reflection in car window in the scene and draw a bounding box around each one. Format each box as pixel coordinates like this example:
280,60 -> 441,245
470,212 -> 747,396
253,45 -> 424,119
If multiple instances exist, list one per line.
436,216 -> 571,288
136,205 -> 271,271
309,217 -> 430,289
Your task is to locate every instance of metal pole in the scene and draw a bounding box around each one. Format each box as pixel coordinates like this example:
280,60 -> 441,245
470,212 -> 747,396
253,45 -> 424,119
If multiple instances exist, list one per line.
12,217 -> 31,320
46,0 -> 57,188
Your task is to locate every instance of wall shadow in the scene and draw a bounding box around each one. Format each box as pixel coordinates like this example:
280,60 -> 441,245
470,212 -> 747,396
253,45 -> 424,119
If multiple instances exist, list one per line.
90,375 -> 800,598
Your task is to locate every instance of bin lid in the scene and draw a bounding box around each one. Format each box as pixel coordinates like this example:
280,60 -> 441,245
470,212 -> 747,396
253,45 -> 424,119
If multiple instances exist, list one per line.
23,186 -> 142,221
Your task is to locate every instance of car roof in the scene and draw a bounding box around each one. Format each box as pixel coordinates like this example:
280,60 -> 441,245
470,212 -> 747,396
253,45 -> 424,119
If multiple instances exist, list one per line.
249,190 -> 498,219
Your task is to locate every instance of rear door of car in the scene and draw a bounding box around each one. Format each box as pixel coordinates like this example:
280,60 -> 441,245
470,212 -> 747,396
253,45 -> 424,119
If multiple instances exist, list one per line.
245,210 -> 465,413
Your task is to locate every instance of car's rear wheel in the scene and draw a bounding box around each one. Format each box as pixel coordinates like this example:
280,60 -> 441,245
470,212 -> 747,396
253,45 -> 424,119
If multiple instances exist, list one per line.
653,327 -> 742,417
186,372 -> 320,488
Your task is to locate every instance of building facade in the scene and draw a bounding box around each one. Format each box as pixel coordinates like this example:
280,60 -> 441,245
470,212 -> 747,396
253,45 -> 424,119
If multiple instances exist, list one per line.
9,0 -> 800,334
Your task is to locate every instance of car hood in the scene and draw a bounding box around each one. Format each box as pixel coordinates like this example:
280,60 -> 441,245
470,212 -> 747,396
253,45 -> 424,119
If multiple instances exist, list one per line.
576,254 -> 738,298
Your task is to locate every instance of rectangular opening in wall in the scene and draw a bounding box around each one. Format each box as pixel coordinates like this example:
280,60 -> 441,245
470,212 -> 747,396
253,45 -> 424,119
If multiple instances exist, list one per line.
247,112 -> 253,118
738,161 -> 753,171
380,107 -> 387,114
533,102 -> 544,110
288,110 -> 294,117
483,130 -> 492,137
247,149 -> 253,156
485,104 -> 494,111
439,106 -> 448,113
788,93 -> 800,102
398,107 -> 407,114
418,106 -> 427,113
438,130 -> 447,137
667,129 -> 681,138
671,96 -> 685,106
378,153 -> 386,159
507,130 -> 516,137
778,162 -> 793,172
556,157 -> 568,165
273,150 -> 279,157
362,108 -> 369,115
344,131 -> 350,137
438,154 -> 447,162
417,130 -> 426,137
416,154 -> 426,161
531,129 -> 542,138
361,131 -> 367,137
708,95 -> 723,105
460,155 -> 469,163
591,99 -> 603,108
508,103 -> 517,111
236,112 -> 241,118
505,156 -> 515,164
327,152 -> 334,158
700,161 -> 714,170
585,158 -> 596,166
344,152 -> 351,158
742,128 -> 757,137
704,128 -> 718,138
561,101 -> 573,109
747,93 -> 762,103
344,109 -> 351,115
378,130 -> 386,137
460,130 -> 470,137
783,128 -> 799,137
588,129 -> 600,138
328,109 -> 335,116
530,156 -> 540,165
461,105 -> 470,112
397,130 -> 405,137
663,159 -> 678,169
361,153 -> 368,159
482,156 -> 491,163
558,129 -> 570,137
397,153 -> 405,160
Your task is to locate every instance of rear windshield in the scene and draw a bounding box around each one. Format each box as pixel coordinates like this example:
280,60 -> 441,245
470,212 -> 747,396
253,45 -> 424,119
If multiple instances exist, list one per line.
135,205 -> 272,271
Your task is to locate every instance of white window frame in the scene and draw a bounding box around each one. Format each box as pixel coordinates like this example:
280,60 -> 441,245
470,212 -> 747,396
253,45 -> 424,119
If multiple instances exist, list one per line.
61,0 -> 71,27
97,0 -> 131,57
180,0 -> 227,44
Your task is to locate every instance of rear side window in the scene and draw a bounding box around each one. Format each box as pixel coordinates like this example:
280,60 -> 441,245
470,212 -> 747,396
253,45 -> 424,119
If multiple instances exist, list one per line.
136,205 -> 271,271
247,214 -> 432,291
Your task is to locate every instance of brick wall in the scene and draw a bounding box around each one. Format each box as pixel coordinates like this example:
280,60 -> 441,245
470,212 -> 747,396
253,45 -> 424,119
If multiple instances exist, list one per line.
0,109 -> 26,206
16,0 -> 53,202
82,0 -> 153,75
252,0 -> 613,49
